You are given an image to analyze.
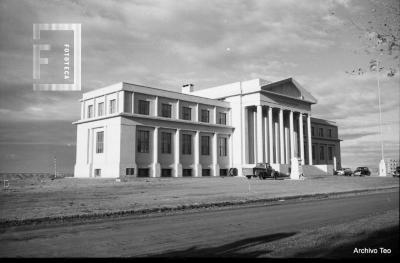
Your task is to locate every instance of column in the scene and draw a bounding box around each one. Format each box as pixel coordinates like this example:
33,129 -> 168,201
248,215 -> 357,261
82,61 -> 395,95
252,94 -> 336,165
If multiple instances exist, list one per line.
174,129 -> 182,177
268,107 -> 274,163
214,106 -> 218,124
274,120 -> 279,163
289,110 -> 294,159
299,113 -> 305,165
253,109 -> 257,163
154,96 -> 159,117
176,100 -> 180,119
307,114 -> 313,165
256,105 -> 264,163
194,131 -> 202,177
279,108 -> 285,164
152,127 -> 161,177
131,92 -> 135,113
242,106 -> 249,164
213,133 -> 220,176
263,114 -> 268,162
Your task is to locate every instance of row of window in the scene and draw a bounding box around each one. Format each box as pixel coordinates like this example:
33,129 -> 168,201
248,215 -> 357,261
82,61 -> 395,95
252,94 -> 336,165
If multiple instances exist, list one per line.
87,99 -> 116,118
94,168 -> 229,177
312,145 -> 335,161
311,127 -> 333,138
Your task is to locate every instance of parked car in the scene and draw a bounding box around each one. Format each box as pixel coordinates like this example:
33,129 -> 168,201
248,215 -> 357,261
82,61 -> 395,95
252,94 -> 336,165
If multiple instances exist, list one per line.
335,168 -> 353,176
242,163 -> 281,180
392,166 -> 400,178
353,167 -> 371,176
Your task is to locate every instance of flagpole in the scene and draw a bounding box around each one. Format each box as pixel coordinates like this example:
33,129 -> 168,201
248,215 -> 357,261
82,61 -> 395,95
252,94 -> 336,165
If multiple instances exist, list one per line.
377,57 -> 386,176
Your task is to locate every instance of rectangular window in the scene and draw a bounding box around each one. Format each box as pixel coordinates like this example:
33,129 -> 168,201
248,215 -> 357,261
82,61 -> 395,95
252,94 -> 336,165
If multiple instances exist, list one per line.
96,131 -> 104,153
312,145 -> 316,160
328,129 -> 332,138
319,146 -> 325,160
202,169 -> 211,176
220,169 -> 228,176
109,99 -> 116,114
318,128 -> 324,137
94,169 -> 101,177
219,137 -> 227,156
161,103 -> 172,118
218,112 -> 227,125
182,134 -> 192,155
137,168 -> 150,177
311,127 -> 315,136
182,107 -> 191,120
126,168 -> 135,176
201,136 -> 210,155
124,91 -> 132,113
201,109 -> 209,123
87,105 -> 93,118
328,146 -> 333,160
161,169 -> 172,177
137,130 -> 150,153
182,169 -> 192,177
138,100 -> 150,115
98,102 -> 104,117
161,132 -> 172,154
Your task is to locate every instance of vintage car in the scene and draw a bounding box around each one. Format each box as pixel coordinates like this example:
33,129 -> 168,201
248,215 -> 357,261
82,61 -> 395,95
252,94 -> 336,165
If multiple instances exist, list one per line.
353,167 -> 371,176
242,163 -> 281,180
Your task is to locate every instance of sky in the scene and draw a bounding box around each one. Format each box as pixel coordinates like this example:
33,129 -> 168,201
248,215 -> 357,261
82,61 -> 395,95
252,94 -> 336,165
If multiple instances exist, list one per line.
0,0 -> 399,174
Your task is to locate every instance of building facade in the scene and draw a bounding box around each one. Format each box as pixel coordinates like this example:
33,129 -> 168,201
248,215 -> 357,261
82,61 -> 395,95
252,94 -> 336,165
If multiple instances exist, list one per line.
74,78 -> 342,178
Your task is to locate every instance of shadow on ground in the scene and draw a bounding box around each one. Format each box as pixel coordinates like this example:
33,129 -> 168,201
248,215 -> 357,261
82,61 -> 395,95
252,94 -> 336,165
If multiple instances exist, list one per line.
293,225 -> 399,258
151,232 -> 297,258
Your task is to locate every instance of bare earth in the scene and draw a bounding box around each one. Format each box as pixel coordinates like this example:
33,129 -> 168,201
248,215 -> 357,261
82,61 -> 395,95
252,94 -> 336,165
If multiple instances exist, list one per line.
0,176 -> 398,222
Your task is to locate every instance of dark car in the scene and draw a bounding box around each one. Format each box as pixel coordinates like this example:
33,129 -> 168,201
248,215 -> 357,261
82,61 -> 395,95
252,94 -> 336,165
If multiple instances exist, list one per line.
335,168 -> 353,176
353,167 -> 371,176
243,163 -> 280,180
393,166 -> 400,178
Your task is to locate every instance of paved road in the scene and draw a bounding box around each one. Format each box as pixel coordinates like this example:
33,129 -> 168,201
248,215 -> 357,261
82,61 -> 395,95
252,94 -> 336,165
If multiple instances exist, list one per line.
0,190 -> 398,257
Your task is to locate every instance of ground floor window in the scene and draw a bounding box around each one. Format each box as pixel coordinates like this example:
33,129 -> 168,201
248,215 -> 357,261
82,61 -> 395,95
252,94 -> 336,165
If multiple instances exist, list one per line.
220,169 -> 228,176
161,169 -> 172,177
137,168 -> 150,177
126,168 -> 135,176
202,169 -> 211,176
94,169 -> 101,177
182,169 -> 192,177
312,145 -> 316,160
319,145 -> 325,161
328,146 -> 334,161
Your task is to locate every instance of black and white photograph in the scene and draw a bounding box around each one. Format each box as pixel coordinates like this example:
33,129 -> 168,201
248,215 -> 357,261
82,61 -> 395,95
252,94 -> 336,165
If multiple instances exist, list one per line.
0,0 -> 399,259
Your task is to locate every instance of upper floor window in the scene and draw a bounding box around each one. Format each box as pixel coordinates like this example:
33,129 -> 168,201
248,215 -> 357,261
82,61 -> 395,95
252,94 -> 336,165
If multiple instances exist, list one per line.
98,102 -> 104,117
161,132 -> 172,154
201,109 -> 209,123
318,128 -> 324,137
219,137 -> 227,156
182,134 -> 192,155
109,99 -> 116,114
96,131 -> 104,153
182,107 -> 191,120
218,112 -> 227,125
201,136 -> 210,155
161,103 -> 172,118
87,105 -> 93,118
328,129 -> 332,138
138,100 -> 150,115
137,130 -> 149,153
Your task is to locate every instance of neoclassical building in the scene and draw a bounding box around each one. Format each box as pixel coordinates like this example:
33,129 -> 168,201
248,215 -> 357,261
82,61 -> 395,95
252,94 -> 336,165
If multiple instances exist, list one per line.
74,78 -> 341,178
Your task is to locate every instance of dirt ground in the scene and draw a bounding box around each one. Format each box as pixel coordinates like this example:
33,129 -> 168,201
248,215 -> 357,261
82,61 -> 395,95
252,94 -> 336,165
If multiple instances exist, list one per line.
0,175 -> 398,222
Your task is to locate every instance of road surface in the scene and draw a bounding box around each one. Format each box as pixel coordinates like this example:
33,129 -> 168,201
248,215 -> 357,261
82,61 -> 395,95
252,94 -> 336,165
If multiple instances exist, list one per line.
0,190 -> 398,257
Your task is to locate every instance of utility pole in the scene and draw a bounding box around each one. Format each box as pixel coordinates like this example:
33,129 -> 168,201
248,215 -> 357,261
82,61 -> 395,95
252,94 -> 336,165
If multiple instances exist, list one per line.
377,58 -> 386,177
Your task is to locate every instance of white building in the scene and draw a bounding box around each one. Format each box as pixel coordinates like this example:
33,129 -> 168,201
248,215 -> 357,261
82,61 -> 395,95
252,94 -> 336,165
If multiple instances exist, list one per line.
74,78 -> 340,178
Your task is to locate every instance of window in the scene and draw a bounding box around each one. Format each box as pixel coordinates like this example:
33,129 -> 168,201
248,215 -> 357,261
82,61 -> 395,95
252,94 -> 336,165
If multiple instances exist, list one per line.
109,99 -> 116,114
311,127 -> 315,136
94,169 -> 101,177
201,109 -> 209,123
220,169 -> 228,176
328,146 -> 333,160
219,137 -> 227,156
182,134 -> 192,155
218,112 -> 227,125
318,128 -> 324,137
87,105 -> 93,118
161,169 -> 172,177
137,130 -> 150,153
124,91 -> 132,113
319,146 -> 325,160
96,131 -> 104,153
182,169 -> 192,177
312,145 -> 316,160
201,136 -> 210,155
98,102 -> 104,117
138,100 -> 150,115
137,168 -> 150,177
202,169 -> 211,176
161,132 -> 172,154
161,103 -> 172,118
126,168 -> 135,176
328,129 -> 332,138
182,107 -> 191,120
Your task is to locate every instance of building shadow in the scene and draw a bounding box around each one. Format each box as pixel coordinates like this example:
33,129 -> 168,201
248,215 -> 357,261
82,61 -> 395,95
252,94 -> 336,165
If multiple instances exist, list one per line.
151,232 -> 297,258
